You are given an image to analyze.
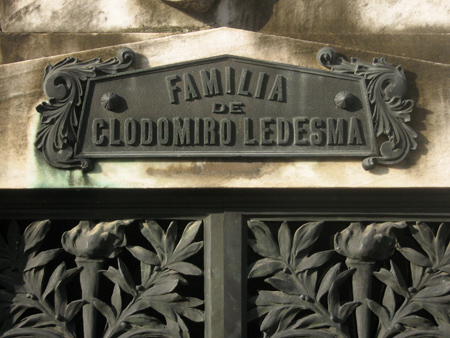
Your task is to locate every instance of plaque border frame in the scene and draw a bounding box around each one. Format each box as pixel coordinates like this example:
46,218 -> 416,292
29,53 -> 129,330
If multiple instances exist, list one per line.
74,54 -> 378,159
35,48 -> 416,171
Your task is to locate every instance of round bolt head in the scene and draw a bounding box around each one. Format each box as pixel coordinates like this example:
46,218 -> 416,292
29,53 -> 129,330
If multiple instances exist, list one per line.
334,91 -> 354,110
101,92 -> 120,111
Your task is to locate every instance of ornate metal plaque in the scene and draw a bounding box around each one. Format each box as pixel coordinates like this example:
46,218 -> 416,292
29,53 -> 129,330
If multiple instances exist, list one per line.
35,48 -> 416,171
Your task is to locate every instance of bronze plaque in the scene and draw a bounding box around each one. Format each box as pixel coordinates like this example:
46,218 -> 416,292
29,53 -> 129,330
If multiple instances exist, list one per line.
35,48 -> 416,171
76,56 -> 376,158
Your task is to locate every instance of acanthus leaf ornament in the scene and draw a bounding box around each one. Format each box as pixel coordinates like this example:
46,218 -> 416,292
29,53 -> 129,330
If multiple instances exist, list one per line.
35,48 -> 135,171
317,47 -> 417,170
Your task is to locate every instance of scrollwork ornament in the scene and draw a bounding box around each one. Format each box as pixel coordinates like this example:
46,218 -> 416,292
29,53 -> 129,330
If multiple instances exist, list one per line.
317,47 -> 417,170
35,48 -> 136,171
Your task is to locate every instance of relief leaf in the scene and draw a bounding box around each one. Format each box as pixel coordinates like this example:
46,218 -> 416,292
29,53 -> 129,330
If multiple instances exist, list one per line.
317,263 -> 341,301
164,221 -> 178,262
43,262 -> 66,299
118,259 -> 137,296
54,281 -> 67,317
410,262 -> 424,288
142,279 -> 179,297
260,305 -> 296,332
166,262 -> 202,276
328,268 -> 355,317
127,245 -> 160,266
296,250 -> 334,272
265,275 -> 299,295
93,298 -> 116,328
141,261 -> 152,286
397,246 -> 433,267
124,314 -> 164,328
435,223 -> 450,260
169,242 -> 203,265
24,249 -> 62,272
141,221 -> 165,259
278,222 -> 292,263
291,221 -> 324,259
64,299 -> 86,322
390,260 -> 409,295
410,223 -> 436,263
173,305 -> 204,323
111,282 -> 122,318
22,220 -> 51,254
15,313 -> 54,328
248,220 -> 280,259
415,282 -> 450,300
271,328 -> 336,338
367,299 -> 391,330
171,220 -> 202,260
277,307 -> 302,332
382,286 -> 396,320
419,304 -> 450,334
257,291 -> 306,307
248,258 -> 285,278
373,268 -> 409,298
399,315 -> 436,330
290,313 -> 330,330
102,265 -> 136,297
338,301 -> 360,321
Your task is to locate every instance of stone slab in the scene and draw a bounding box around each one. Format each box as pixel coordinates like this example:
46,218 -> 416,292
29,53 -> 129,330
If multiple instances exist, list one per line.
273,33 -> 450,66
0,28 -> 449,188
1,0 -> 450,34
0,33 -> 173,64
3,32 -> 450,66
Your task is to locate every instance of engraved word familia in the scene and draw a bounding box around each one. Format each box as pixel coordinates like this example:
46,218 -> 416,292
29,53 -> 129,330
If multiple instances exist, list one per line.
90,66 -> 365,149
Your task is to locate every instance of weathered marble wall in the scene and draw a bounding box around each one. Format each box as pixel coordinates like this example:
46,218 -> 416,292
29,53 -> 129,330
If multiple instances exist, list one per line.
1,1 -> 449,67
0,1 -> 449,189
2,0 -> 450,33
0,28 -> 448,188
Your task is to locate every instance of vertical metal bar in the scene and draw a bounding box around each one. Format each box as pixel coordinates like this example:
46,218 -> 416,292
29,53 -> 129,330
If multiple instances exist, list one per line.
204,213 -> 225,338
204,212 -> 245,338
223,212 -> 246,338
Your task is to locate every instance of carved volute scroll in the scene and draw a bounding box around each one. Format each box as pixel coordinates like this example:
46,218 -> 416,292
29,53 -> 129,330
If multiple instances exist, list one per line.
248,220 -> 450,338
35,48 -> 136,171
0,219 -> 204,338
317,47 -> 417,170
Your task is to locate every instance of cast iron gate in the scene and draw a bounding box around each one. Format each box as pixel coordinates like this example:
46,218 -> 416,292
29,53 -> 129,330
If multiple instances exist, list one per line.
0,189 -> 449,338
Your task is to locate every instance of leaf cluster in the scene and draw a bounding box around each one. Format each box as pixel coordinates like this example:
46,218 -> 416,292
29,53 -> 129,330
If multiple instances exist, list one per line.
248,221 -> 357,338
369,223 -> 450,338
94,220 -> 204,338
0,220 -> 83,338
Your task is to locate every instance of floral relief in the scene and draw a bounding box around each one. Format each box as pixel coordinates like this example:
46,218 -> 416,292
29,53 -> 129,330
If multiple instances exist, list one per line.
248,220 -> 450,338
61,220 -> 133,259
334,221 -> 407,261
1,218 -> 450,338
0,219 -> 204,338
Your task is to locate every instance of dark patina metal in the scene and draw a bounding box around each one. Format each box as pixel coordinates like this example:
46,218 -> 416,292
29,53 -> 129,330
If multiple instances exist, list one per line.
35,48 -> 416,171
1,188 -> 450,338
